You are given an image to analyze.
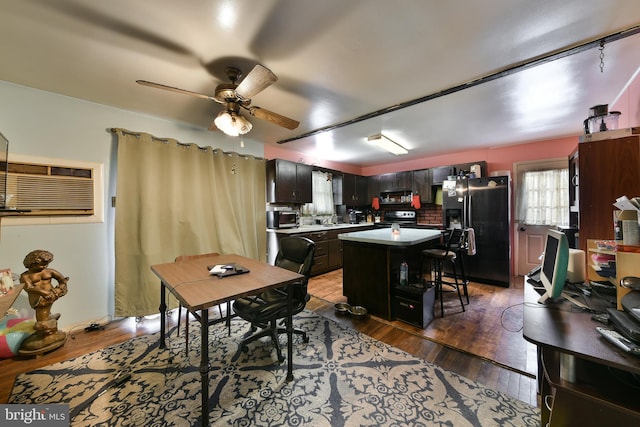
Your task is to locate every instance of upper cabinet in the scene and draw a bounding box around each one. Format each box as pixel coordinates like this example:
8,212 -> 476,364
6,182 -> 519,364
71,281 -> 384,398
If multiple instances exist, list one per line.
266,159 -> 312,204
412,169 -> 433,203
568,148 -> 579,229
367,175 -> 380,202
430,162 -> 487,185
341,173 -> 368,205
578,136 -> 640,254
452,161 -> 487,177
378,171 -> 412,192
431,166 -> 454,185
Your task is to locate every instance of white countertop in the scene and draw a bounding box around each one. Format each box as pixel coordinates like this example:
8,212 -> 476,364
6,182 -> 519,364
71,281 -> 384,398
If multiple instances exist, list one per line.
338,228 -> 442,246
267,223 -> 374,234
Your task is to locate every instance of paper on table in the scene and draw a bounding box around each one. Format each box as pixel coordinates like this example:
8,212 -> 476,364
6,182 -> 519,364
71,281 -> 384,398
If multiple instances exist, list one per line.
209,264 -> 234,274
613,196 -> 639,211
208,263 -> 250,278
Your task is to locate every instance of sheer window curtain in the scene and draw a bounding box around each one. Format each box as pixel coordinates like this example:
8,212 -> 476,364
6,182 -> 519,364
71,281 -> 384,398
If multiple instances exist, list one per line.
518,169 -> 569,226
302,171 -> 335,216
112,129 -> 266,317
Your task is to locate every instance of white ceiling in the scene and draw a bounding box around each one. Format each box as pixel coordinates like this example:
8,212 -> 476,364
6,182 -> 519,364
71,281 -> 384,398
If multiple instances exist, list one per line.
2,0 -> 640,167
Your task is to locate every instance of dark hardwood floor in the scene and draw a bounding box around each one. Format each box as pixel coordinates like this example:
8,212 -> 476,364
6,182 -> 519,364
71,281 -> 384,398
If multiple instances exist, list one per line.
0,270 -> 539,409
306,270 -> 539,407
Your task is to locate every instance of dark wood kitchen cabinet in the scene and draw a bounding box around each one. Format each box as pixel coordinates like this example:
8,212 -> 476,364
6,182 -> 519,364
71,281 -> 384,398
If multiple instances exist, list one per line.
412,169 -> 433,203
342,173 -> 368,205
378,171 -> 412,192
367,175 -> 380,201
451,161 -> 486,177
266,159 -> 312,204
431,166 -> 454,185
568,148 -> 579,229
328,233 -> 343,270
578,135 -> 640,254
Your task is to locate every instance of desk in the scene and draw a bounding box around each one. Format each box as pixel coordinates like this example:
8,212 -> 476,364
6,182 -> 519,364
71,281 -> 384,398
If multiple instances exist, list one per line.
151,254 -> 303,427
523,281 -> 640,425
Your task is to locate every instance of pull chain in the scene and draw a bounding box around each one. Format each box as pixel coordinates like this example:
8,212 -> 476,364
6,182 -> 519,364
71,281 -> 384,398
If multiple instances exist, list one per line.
599,40 -> 605,73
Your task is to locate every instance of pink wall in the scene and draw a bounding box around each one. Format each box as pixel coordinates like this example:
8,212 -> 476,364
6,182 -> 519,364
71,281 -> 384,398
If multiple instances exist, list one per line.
263,144 -> 362,175
264,135 -> 580,177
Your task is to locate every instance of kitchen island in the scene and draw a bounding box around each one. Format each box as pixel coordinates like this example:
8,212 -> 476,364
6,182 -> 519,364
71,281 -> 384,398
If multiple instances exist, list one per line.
338,228 -> 442,322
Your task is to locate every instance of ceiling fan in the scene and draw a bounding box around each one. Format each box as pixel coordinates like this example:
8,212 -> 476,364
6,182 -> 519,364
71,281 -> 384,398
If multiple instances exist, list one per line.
136,64 -> 299,136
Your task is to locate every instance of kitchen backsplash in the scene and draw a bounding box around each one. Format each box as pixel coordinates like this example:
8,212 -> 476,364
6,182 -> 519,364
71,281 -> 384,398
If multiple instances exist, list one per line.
273,203 -> 442,225
416,204 -> 442,224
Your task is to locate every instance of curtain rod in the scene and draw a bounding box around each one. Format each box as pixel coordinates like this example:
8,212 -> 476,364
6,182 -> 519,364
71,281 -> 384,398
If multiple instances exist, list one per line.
277,23 -> 640,144
109,128 -> 263,160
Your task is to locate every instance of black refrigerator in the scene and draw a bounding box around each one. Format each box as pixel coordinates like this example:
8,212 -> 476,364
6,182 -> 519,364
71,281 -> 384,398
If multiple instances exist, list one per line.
442,175 -> 511,287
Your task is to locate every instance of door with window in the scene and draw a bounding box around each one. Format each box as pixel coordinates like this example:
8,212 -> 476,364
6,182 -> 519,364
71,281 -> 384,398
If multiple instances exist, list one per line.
515,159 -> 569,276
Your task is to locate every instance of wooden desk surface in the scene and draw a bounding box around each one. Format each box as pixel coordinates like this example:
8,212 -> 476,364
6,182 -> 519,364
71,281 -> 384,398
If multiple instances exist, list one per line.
151,254 -> 303,311
523,281 -> 640,375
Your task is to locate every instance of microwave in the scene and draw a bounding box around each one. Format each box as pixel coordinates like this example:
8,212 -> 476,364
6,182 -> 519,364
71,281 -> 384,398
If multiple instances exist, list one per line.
267,210 -> 299,229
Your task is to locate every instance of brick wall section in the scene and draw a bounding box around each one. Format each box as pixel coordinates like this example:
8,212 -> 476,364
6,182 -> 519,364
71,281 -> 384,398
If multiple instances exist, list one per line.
416,204 -> 442,225
373,203 -> 442,226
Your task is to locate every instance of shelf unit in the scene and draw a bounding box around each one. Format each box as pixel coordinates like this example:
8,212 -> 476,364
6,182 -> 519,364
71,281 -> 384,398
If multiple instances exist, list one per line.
540,347 -> 640,425
587,239 -> 640,310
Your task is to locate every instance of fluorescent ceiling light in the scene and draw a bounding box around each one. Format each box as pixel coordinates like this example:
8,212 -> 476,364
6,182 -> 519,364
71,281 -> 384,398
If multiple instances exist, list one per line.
367,134 -> 408,155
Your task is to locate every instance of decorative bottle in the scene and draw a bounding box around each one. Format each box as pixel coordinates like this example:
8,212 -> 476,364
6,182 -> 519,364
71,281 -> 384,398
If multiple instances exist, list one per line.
400,261 -> 408,286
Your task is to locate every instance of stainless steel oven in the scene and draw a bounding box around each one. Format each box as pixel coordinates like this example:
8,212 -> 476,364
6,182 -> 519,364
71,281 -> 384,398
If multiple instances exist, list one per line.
267,210 -> 299,229
381,210 -> 417,226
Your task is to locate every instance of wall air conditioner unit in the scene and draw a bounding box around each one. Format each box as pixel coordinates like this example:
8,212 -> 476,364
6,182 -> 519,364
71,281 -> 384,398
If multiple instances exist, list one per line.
6,162 -> 94,215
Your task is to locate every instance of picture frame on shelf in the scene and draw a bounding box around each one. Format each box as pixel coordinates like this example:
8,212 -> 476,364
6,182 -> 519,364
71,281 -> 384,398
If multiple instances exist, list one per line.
0,268 -> 13,295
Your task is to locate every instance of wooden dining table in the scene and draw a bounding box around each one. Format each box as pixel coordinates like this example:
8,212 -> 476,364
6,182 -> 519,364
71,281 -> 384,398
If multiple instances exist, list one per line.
151,253 -> 304,426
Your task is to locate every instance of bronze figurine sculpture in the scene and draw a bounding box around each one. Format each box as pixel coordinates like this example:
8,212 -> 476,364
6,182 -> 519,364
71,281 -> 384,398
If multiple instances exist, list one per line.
19,249 -> 69,355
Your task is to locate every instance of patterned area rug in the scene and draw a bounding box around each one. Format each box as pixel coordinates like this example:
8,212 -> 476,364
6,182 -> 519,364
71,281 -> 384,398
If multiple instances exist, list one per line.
10,311 -> 539,426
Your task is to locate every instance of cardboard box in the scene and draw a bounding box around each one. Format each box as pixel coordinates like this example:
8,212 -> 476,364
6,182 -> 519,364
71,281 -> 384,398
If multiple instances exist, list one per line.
613,210 -> 638,221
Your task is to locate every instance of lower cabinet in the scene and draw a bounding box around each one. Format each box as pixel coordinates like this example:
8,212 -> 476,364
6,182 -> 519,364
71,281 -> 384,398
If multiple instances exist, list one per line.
328,236 -> 342,271
306,231 -> 329,276
267,225 -> 372,277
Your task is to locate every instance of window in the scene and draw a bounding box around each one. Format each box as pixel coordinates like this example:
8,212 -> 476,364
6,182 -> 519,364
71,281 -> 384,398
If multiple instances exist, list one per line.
518,168 -> 568,226
2,154 -> 103,225
301,171 -> 335,216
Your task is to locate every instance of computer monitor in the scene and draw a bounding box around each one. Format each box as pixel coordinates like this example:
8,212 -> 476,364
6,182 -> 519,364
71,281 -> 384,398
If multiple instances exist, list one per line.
538,229 -> 588,309
538,229 -> 568,303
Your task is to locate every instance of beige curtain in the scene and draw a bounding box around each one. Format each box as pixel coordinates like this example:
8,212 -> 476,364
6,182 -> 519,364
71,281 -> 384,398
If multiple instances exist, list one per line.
113,129 -> 266,317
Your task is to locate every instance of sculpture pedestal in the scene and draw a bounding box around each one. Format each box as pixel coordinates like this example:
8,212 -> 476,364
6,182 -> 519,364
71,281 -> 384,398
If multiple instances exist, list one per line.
18,332 -> 67,357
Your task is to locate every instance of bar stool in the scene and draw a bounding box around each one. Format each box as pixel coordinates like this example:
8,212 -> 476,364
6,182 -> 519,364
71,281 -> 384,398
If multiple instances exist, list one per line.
449,228 -> 470,304
421,228 -> 466,317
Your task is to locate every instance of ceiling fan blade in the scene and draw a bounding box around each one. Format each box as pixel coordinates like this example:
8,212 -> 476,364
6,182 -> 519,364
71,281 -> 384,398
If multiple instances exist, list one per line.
235,64 -> 277,99
136,80 -> 216,102
248,106 -> 299,130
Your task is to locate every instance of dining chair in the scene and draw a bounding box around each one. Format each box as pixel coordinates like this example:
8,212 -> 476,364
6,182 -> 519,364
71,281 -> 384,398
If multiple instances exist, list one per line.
232,236 -> 315,362
174,252 -> 221,355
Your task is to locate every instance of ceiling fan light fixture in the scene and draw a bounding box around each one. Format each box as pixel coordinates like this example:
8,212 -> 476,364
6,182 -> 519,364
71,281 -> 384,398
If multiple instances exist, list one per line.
367,134 -> 408,155
214,110 -> 252,136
